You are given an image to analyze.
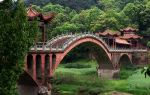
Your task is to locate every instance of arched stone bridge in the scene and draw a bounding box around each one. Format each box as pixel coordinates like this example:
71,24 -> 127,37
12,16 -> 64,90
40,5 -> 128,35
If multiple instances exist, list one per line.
24,32 -> 148,85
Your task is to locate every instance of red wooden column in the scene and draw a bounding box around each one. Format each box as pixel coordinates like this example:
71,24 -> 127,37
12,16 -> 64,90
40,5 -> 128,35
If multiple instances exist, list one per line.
49,54 -> 53,77
136,39 -> 139,49
41,54 -> 45,82
113,38 -> 115,49
32,54 -> 37,81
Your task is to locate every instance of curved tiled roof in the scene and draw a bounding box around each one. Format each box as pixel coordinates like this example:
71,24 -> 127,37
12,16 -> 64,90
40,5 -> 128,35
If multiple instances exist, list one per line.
119,35 -> 142,39
96,29 -> 120,36
39,13 -> 55,23
27,6 -> 55,23
120,27 -> 138,32
27,7 -> 39,18
115,38 -> 131,45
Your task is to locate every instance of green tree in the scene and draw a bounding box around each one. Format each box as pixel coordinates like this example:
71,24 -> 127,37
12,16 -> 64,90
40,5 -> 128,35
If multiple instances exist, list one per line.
25,0 -> 99,11
90,10 -> 123,32
98,0 -> 118,11
71,7 -> 103,31
51,22 -> 80,36
0,1 -> 37,94
43,3 -> 65,13
139,5 -> 150,30
122,3 -> 145,26
141,66 -> 150,78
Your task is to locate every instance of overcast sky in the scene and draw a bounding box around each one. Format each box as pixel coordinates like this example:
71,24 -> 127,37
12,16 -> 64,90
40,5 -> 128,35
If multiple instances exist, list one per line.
0,0 -> 18,2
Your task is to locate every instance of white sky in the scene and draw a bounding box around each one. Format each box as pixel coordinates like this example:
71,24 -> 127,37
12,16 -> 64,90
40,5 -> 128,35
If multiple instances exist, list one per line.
0,0 -> 18,2
0,0 -> 3,2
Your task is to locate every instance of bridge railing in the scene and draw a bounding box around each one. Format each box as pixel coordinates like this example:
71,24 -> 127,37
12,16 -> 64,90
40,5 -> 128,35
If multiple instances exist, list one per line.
61,32 -> 110,50
30,32 -> 148,52
109,47 -> 147,52
45,32 -> 78,48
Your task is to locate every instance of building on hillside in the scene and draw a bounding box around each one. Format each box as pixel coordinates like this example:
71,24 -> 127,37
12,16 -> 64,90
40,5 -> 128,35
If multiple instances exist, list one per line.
27,6 -> 55,43
119,27 -> 142,49
95,27 -> 143,49
95,29 -> 130,49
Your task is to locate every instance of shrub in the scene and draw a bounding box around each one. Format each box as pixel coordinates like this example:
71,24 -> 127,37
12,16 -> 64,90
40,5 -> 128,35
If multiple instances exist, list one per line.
88,88 -> 101,95
119,65 -> 137,79
53,72 -> 77,84
84,70 -> 97,75
119,69 -> 135,79
77,87 -> 102,95
64,63 -> 91,68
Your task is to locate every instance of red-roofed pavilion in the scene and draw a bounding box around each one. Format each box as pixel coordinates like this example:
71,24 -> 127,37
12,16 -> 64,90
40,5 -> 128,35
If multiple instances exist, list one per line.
27,6 -> 39,21
95,29 -> 132,49
27,6 -> 55,44
119,27 -> 142,48
95,27 -> 143,49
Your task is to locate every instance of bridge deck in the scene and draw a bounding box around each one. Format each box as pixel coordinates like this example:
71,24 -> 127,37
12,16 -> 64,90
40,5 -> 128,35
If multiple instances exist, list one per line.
30,32 -> 148,53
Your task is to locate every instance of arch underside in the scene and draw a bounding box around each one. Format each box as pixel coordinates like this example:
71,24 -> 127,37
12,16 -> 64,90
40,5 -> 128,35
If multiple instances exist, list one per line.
54,37 -> 113,70
118,54 -> 132,69
63,37 -> 111,60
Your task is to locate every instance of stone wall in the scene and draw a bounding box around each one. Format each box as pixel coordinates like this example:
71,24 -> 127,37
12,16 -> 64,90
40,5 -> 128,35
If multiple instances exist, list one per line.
132,52 -> 148,65
98,69 -> 120,79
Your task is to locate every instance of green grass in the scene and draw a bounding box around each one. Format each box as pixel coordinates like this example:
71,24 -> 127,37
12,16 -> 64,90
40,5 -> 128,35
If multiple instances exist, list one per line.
128,70 -> 150,89
55,60 -> 97,75
126,70 -> 150,95
52,60 -> 150,95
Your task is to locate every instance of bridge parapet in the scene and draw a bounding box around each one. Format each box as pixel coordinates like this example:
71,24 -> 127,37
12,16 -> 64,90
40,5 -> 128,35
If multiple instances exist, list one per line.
30,32 -> 148,53
61,32 -> 108,50
109,48 -> 147,53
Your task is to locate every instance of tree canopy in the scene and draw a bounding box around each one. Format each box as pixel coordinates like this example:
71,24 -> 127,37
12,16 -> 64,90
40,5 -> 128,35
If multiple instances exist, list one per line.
27,0 -> 150,62
0,0 -> 38,94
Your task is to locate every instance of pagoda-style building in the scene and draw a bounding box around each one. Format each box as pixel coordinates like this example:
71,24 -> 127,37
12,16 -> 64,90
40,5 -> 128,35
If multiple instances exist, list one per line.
96,29 -> 130,48
27,6 -> 40,20
27,6 -> 55,43
119,27 -> 142,49
95,27 -> 142,49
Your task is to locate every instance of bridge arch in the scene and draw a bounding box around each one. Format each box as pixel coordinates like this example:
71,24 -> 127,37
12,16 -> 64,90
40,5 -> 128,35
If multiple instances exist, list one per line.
27,54 -> 33,74
118,54 -> 132,69
36,55 -> 42,79
45,54 -> 50,76
52,54 -> 56,68
53,36 -> 112,70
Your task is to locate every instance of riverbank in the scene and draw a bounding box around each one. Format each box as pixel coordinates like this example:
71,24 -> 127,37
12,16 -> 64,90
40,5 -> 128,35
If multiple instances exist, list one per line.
52,60 -> 150,95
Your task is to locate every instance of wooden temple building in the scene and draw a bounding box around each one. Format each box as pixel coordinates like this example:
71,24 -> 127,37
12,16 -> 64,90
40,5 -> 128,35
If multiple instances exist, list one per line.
95,27 -> 143,49
27,6 -> 55,43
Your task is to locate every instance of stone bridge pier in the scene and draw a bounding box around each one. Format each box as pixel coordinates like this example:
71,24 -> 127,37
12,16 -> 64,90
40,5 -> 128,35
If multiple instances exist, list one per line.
93,50 -> 133,79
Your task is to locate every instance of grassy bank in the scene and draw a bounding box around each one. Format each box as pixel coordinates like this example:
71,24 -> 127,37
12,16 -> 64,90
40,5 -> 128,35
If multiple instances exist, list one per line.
52,60 -> 150,95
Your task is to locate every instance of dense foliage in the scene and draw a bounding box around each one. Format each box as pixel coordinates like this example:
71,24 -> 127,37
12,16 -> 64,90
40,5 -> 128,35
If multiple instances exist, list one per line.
26,0 -> 150,61
27,0 -> 150,44
25,0 -> 99,11
0,0 -> 38,94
